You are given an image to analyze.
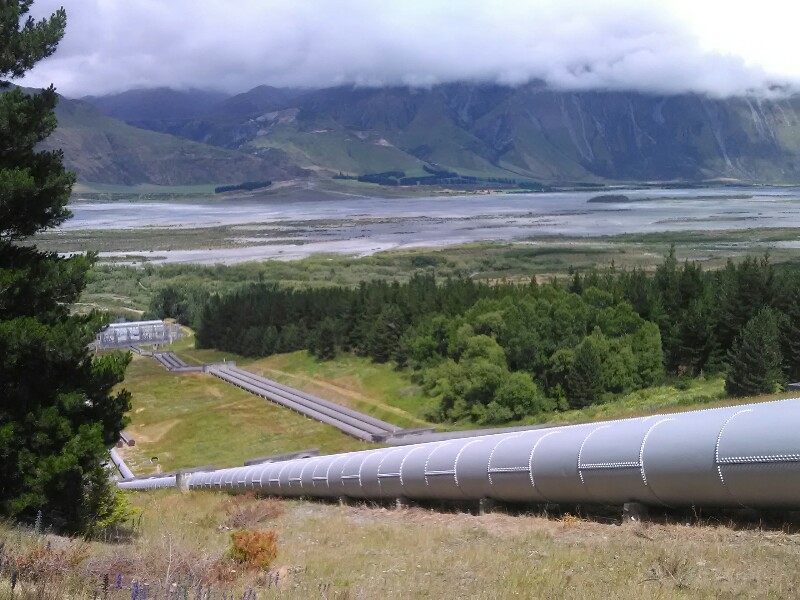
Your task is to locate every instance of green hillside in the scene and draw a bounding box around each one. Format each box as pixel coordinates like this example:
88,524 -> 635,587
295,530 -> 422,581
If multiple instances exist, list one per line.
43,95 -> 304,185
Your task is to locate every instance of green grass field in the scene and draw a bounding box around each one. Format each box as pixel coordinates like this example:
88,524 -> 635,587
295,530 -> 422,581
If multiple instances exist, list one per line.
247,351 -> 436,429
116,355 -> 368,475
33,224 -> 303,253
72,182 -> 220,196
116,327 -> 440,477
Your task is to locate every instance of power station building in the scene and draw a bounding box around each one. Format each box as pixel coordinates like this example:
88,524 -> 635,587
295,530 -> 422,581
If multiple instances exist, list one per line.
95,320 -> 183,349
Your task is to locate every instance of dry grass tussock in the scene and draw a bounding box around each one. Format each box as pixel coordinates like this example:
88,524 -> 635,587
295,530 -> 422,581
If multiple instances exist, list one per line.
0,493 -> 288,599
3,493 -> 800,598
222,496 -> 284,530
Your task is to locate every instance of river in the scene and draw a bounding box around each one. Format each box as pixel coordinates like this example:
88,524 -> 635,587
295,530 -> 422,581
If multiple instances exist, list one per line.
62,186 -> 800,263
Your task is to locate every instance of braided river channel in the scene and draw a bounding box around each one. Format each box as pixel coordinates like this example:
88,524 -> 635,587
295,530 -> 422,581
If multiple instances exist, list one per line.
63,186 -> 800,264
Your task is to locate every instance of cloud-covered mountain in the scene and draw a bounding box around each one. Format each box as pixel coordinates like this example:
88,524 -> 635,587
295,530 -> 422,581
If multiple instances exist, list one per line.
23,0 -> 800,98
81,83 -> 800,185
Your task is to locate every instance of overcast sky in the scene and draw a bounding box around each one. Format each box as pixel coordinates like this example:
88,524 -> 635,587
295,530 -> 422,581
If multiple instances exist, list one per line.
17,0 -> 800,98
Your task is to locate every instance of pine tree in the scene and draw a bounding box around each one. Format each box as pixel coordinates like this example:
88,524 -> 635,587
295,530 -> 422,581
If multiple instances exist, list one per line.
780,299 -> 800,382
367,304 -> 405,363
0,1 -> 131,532
313,318 -> 338,360
566,334 -> 605,408
725,308 -> 785,397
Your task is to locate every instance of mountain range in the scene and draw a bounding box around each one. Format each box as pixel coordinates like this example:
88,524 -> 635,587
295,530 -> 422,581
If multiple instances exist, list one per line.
41,82 -> 800,186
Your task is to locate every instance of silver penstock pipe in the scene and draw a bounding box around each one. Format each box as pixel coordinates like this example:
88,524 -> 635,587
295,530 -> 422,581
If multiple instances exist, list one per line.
109,447 -> 135,480
117,474 -> 177,490
120,398 -> 800,510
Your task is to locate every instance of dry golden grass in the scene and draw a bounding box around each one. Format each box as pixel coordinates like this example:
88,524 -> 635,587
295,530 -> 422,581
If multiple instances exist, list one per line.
3,491 -> 800,598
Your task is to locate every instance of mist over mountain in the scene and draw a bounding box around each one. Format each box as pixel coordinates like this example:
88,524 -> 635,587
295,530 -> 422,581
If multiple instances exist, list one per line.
23,0 -> 800,99
78,82 -> 800,185
81,88 -> 231,130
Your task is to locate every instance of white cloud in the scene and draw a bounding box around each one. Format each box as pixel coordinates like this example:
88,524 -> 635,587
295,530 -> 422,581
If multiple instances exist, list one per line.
17,0 -> 800,97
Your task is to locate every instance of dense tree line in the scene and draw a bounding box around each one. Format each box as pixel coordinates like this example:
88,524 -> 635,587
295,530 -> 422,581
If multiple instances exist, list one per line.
196,275 -> 487,360
147,283 -> 209,329
184,250 -> 800,425
214,180 -> 271,193
353,169 -> 549,190
567,250 -> 800,395
408,286 -> 663,422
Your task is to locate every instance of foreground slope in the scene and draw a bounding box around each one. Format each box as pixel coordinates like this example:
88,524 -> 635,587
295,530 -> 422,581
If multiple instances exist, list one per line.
4,485 -> 800,598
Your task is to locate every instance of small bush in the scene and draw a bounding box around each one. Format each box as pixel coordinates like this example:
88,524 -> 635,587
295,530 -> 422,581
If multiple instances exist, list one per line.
228,529 -> 278,570
223,495 -> 284,529
90,488 -> 141,538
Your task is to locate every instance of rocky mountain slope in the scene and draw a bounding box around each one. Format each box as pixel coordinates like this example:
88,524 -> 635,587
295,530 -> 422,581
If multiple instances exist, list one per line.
75,83 -> 800,185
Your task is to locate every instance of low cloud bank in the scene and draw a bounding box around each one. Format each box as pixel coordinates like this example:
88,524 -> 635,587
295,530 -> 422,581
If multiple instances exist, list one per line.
19,0 -> 800,97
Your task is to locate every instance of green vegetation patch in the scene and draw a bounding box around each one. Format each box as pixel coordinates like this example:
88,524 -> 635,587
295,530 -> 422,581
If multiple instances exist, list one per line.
247,351 -> 436,429
72,182 -> 220,198
33,223 -> 305,253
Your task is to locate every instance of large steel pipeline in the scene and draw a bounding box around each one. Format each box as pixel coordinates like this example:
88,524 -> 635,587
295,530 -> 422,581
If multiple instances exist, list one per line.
117,398 -> 800,509
109,448 -> 135,480
118,474 -> 176,490
152,351 -> 203,373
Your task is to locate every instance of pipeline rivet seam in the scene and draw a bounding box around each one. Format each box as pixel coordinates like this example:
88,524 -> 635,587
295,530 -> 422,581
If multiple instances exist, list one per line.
359,452 -> 383,489
298,459 -> 319,490
639,418 -> 675,486
579,461 -> 640,470
325,456 -> 346,489
715,410 -> 753,486
528,431 -> 560,490
487,466 -> 529,473
399,446 -> 429,486
424,442 -> 451,486
577,425 -> 610,484
453,438 -> 484,488
487,433 -> 524,485
717,454 -> 800,464
376,448 -> 405,490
